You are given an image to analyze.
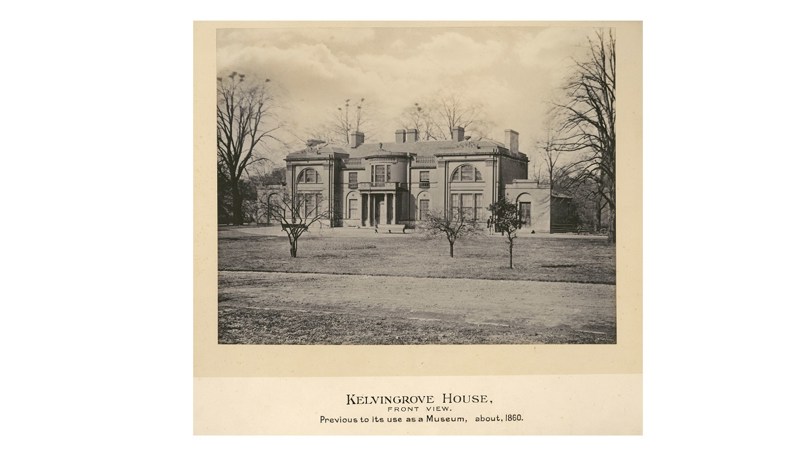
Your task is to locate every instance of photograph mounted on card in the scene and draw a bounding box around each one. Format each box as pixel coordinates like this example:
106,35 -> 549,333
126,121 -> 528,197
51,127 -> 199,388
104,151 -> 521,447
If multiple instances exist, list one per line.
194,21 -> 642,434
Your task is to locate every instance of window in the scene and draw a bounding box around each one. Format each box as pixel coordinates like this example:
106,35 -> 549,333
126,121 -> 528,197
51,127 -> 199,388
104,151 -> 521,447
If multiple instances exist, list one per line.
519,202 -> 531,226
419,171 -> 430,188
298,168 -> 320,184
460,194 -> 473,219
451,164 -> 482,182
419,199 -> 429,219
451,193 -> 483,220
348,198 -> 358,219
374,165 -> 386,183
371,165 -> 392,184
348,172 -> 358,189
303,193 -> 322,217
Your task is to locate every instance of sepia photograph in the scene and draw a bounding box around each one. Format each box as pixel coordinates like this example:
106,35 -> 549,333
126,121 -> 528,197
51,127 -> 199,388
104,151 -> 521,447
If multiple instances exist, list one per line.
215,24 -> 619,345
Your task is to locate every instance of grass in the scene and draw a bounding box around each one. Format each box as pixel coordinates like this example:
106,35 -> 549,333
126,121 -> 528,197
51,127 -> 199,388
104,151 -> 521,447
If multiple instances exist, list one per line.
216,227 -> 616,345
218,229 -> 615,285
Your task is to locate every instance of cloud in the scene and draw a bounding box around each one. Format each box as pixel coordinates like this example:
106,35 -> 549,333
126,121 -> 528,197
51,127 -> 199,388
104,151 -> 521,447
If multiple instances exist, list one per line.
216,26 -> 599,150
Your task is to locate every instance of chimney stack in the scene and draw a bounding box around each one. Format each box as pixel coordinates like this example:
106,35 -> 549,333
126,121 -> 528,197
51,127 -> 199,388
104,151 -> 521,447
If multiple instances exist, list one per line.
395,129 -> 406,143
349,131 -> 365,148
451,126 -> 465,142
405,128 -> 418,142
505,129 -> 519,154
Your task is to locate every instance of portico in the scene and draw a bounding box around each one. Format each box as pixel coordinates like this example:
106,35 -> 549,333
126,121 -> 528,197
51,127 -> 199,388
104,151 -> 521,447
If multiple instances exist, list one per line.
359,183 -> 403,226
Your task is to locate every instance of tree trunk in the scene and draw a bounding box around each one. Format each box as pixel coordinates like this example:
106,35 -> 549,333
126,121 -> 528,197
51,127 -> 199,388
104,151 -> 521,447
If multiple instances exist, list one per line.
608,207 -> 616,244
290,239 -> 298,258
595,198 -> 602,233
231,183 -> 244,225
449,241 -> 454,257
508,240 -> 513,269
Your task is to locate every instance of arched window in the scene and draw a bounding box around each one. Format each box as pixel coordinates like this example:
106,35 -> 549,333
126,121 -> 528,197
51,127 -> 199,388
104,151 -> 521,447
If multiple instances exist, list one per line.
297,168 -> 321,184
451,164 -> 483,182
346,191 -> 360,219
516,193 -> 532,227
264,193 -> 281,224
417,191 -> 431,220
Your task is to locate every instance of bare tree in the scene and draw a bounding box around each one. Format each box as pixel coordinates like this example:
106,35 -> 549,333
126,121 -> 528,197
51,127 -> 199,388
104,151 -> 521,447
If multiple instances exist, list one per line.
422,209 -> 480,257
263,193 -> 334,257
304,97 -> 371,147
488,197 -> 525,269
217,72 -> 280,225
400,102 -> 438,141
554,29 -> 616,242
537,123 -> 564,195
401,91 -> 492,141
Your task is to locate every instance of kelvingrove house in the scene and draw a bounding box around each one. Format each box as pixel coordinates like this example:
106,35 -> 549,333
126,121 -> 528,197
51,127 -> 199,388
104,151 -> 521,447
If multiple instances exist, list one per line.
259,126 -> 575,233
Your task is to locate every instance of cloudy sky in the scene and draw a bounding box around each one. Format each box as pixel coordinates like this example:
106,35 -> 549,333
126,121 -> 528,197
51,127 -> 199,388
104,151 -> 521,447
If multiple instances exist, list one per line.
217,24 -> 599,164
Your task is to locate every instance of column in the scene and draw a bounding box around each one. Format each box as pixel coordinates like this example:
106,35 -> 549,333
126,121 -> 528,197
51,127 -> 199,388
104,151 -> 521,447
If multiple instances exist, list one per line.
380,194 -> 388,225
387,194 -> 393,224
394,192 -> 400,225
361,194 -> 366,226
367,193 -> 373,226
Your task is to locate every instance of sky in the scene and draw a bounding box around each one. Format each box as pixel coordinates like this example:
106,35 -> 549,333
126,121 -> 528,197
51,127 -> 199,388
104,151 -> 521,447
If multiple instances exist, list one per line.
216,24 -> 599,168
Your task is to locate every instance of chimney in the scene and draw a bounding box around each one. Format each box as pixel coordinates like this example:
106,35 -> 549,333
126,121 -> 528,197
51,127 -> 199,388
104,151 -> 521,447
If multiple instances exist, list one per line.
451,126 -> 465,142
505,129 -> 519,154
405,128 -> 418,143
349,131 -> 365,148
395,129 -> 406,143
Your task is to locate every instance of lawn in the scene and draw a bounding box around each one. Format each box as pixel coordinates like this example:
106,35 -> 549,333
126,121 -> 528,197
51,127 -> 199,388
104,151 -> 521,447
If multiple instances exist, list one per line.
218,227 -> 615,285
217,227 -> 616,345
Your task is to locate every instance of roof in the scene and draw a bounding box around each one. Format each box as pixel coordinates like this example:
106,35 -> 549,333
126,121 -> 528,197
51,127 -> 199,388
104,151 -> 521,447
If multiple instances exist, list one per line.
286,137 -> 526,161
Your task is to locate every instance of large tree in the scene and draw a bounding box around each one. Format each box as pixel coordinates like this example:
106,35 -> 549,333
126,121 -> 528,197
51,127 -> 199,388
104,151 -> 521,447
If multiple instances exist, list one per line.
555,30 -> 616,243
217,72 -> 279,225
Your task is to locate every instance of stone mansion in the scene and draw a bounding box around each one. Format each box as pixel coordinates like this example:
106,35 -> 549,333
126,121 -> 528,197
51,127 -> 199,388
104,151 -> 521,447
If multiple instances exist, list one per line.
260,127 -> 573,233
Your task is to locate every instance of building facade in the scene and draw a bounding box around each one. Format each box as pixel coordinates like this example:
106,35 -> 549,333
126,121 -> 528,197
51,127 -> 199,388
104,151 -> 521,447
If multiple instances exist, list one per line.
261,127 -> 568,233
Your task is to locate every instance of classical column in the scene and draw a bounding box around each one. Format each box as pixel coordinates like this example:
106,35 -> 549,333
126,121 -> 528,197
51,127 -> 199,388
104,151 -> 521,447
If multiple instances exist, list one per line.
385,193 -> 391,225
361,194 -> 366,226
367,193 -> 373,226
394,192 -> 400,224
380,194 -> 388,225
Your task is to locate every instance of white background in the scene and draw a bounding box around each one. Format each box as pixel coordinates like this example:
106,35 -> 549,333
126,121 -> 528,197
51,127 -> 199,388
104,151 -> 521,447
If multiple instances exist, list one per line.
1,1 -> 798,449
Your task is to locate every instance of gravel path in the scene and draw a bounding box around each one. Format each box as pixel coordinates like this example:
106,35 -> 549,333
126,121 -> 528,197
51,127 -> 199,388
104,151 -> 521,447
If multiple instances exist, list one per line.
218,271 -> 616,344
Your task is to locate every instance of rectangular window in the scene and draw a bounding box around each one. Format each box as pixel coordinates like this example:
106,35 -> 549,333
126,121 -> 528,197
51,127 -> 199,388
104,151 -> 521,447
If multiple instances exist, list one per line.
374,165 -> 386,183
519,202 -> 531,226
386,165 -> 391,182
461,193 -> 473,219
419,171 -> 430,188
303,193 -> 322,217
451,193 -> 459,219
419,199 -> 429,219
474,194 -> 483,220
348,198 -> 358,219
303,194 -> 312,217
348,172 -> 358,189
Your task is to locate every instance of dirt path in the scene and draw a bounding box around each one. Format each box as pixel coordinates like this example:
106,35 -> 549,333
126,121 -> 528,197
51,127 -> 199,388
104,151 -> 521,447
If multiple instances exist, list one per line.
218,271 -> 616,344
